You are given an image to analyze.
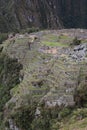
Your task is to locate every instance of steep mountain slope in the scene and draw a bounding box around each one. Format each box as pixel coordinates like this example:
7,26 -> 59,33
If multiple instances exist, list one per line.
1,29 -> 87,130
0,0 -> 19,32
56,0 -> 87,28
0,0 -> 87,32
0,0 -> 61,32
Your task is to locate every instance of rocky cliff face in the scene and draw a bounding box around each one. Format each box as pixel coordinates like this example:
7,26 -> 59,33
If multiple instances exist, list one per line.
0,0 -> 87,32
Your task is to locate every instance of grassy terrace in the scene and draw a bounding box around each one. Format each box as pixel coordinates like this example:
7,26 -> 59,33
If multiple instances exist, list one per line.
41,33 -> 72,47
41,41 -> 69,47
1,30 -> 87,130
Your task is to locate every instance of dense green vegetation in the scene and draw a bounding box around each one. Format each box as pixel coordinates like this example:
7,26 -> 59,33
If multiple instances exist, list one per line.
11,100 -> 87,130
0,33 -> 8,44
19,27 -> 40,34
74,80 -> 87,107
10,101 -> 37,130
70,37 -> 81,46
0,53 -> 23,129
7,102 -> 87,130
10,101 -> 72,130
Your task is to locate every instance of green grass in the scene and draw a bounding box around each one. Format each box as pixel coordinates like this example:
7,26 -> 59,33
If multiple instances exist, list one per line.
42,34 -> 69,41
59,35 -> 69,40
29,85 -> 48,90
15,38 -> 29,44
41,41 -> 69,47
61,118 -> 87,130
41,34 -> 71,47
81,39 -> 87,43
60,108 -> 87,130
43,34 -> 59,41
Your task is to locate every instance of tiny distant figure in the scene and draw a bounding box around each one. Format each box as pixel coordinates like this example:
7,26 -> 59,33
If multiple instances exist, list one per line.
19,73 -> 24,82
28,42 -> 31,50
12,39 -> 15,44
9,39 -> 15,44
20,75 -> 23,81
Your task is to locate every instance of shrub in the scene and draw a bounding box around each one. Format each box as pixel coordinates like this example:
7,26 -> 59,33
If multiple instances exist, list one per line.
73,108 -> 87,120
70,37 -> 81,46
0,55 -> 23,110
59,107 -> 72,118
32,116 -> 51,130
20,27 -> 39,34
0,53 -> 23,129
0,33 -> 8,44
11,103 -> 37,130
74,81 -> 87,107
51,122 -> 60,130
26,27 -> 39,33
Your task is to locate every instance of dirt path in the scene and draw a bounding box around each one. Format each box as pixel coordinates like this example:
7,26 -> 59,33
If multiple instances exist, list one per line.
44,48 -> 58,54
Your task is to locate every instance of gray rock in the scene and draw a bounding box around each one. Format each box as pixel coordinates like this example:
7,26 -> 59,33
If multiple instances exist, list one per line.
8,119 -> 19,130
35,108 -> 41,116
74,44 -> 85,51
